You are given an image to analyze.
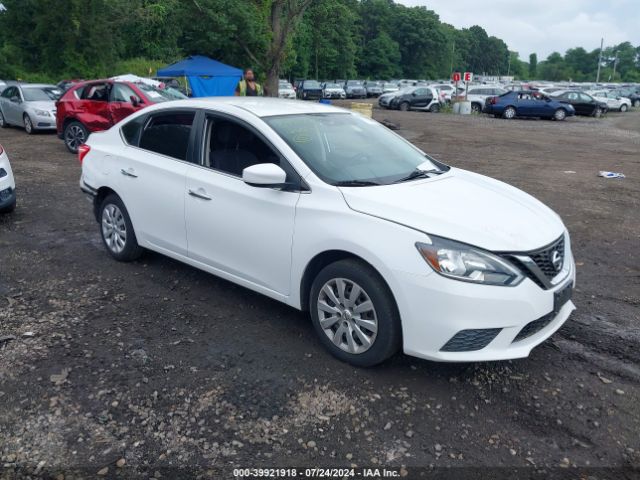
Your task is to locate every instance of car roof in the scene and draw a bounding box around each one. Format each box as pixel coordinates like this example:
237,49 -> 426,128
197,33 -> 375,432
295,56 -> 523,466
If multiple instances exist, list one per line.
21,83 -> 57,89
152,97 -> 347,118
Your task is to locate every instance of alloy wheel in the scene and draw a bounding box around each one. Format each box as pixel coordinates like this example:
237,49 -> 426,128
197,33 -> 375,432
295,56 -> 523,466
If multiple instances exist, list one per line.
24,115 -> 32,134
504,107 -> 516,119
101,204 -> 127,254
65,125 -> 86,151
554,109 -> 566,121
317,278 -> 378,355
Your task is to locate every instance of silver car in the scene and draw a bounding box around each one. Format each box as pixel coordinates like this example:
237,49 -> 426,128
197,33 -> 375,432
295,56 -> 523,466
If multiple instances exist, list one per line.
0,84 -> 61,134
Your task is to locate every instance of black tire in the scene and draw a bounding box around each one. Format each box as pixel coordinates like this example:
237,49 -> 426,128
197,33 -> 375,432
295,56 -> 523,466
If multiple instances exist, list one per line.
99,194 -> 143,262
471,103 -> 482,113
23,114 -> 34,134
309,259 -> 402,367
64,120 -> 89,154
620,104 -> 628,112
429,103 -> 440,113
634,100 -> 640,108
502,106 -> 516,119
399,102 -> 410,112
553,108 -> 567,121
0,197 -> 16,214
594,107 -> 603,118
0,110 -> 8,128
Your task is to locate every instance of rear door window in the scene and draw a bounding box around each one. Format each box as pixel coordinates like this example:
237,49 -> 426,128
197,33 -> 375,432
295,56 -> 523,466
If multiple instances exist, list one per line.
138,111 -> 195,161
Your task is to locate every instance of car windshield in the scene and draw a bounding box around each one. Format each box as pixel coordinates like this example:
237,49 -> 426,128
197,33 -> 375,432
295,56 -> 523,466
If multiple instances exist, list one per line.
325,83 -> 340,88
136,83 -> 186,102
264,113 -> 447,186
304,81 -> 321,88
22,87 -> 60,101
279,82 -> 293,89
347,81 -> 362,86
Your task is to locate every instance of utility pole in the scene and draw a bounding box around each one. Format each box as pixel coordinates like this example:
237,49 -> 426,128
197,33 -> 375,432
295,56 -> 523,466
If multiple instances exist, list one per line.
612,51 -> 619,81
507,53 -> 511,77
449,39 -> 455,76
596,37 -> 603,83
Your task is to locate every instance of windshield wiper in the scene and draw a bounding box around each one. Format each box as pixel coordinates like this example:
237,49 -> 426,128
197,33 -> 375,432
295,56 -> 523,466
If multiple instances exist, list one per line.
393,168 -> 446,184
335,180 -> 381,187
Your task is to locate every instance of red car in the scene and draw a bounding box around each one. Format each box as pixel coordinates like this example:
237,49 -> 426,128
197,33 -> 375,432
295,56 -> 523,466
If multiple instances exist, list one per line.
56,79 -> 186,153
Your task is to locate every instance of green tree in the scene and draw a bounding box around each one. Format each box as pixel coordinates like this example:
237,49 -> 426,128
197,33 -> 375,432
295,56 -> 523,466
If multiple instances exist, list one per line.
528,53 -> 537,79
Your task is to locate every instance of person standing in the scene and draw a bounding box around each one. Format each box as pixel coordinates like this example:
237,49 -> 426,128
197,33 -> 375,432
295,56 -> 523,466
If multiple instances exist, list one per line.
235,68 -> 263,96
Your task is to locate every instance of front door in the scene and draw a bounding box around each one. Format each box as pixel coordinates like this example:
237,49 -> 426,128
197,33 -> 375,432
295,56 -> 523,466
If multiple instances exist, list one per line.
108,83 -> 140,124
185,114 -> 300,296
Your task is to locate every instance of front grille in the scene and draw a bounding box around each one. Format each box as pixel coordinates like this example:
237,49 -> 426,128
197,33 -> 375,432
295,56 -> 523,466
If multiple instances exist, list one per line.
513,313 -> 554,342
530,237 -> 565,279
440,328 -> 502,352
502,235 -> 566,290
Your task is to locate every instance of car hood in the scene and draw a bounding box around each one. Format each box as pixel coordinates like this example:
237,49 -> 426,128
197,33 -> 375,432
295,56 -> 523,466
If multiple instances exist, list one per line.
26,100 -> 56,111
339,168 -> 565,252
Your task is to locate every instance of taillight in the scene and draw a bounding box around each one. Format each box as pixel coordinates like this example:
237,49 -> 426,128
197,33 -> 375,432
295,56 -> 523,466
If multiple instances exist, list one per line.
78,144 -> 91,164
490,97 -> 498,104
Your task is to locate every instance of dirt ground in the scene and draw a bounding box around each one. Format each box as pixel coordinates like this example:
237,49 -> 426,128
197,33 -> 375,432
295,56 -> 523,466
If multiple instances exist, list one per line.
0,106 -> 639,479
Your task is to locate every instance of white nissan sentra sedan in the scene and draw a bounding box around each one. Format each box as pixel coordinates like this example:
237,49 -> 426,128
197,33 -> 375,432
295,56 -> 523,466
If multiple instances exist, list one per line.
79,98 -> 576,367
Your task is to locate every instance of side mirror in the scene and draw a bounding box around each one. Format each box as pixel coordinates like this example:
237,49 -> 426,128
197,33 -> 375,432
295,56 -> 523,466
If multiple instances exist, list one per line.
130,95 -> 141,107
10,96 -> 20,103
243,163 -> 287,188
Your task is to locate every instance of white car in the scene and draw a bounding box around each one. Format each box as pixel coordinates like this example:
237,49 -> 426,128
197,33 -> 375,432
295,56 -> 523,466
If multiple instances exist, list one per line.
322,83 -> 347,99
464,86 -> 507,113
0,143 -> 16,213
278,81 -> 296,100
587,90 -> 631,112
80,98 -> 576,366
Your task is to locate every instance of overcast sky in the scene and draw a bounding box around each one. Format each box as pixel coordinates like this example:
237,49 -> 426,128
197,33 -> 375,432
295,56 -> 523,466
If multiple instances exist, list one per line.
397,0 -> 640,60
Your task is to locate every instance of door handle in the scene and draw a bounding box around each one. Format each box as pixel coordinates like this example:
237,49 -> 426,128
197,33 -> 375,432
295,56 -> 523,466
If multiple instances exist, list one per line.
188,188 -> 212,200
120,168 -> 138,178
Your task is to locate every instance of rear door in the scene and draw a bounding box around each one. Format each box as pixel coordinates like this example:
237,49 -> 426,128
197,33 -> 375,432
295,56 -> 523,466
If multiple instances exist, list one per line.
115,109 -> 197,256
78,82 -> 114,131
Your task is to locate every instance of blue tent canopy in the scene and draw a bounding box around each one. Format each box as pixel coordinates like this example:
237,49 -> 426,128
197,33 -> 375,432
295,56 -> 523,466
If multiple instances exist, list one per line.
157,55 -> 242,97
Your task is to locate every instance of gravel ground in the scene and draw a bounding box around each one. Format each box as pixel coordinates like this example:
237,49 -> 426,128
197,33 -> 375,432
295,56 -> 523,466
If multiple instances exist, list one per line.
0,107 -> 639,479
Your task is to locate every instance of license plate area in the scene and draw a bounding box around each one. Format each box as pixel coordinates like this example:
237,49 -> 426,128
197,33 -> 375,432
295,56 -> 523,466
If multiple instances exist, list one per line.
554,281 -> 573,313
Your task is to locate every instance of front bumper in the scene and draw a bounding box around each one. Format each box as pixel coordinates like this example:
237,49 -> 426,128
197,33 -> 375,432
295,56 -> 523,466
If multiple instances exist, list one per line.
392,249 -> 576,362
32,112 -> 57,130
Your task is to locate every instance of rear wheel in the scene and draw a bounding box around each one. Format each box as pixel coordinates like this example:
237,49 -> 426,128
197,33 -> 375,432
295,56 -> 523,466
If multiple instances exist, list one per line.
471,103 -> 482,113
429,103 -> 440,113
309,259 -> 401,367
23,114 -> 34,134
399,102 -> 410,112
64,120 -> 88,154
502,106 -> 516,119
99,194 -> 143,262
620,104 -> 628,112
553,108 -> 566,121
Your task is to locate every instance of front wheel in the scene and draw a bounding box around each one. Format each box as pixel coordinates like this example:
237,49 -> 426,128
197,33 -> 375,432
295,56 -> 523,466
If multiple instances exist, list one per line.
309,259 -> 401,367
594,107 -> 603,118
99,194 -> 143,262
0,110 -> 8,128
553,108 -> 566,121
24,114 -> 34,134
502,106 -> 516,119
64,121 -> 89,154
399,102 -> 410,112
620,104 -> 628,112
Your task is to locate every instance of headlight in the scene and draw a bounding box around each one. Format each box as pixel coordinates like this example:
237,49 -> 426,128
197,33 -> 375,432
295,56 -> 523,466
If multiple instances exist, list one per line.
416,236 -> 524,286
34,109 -> 51,117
